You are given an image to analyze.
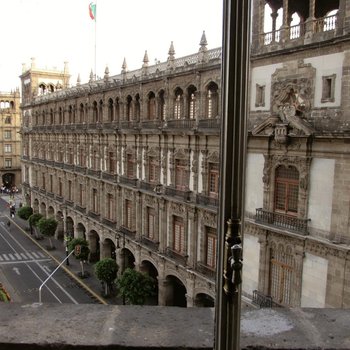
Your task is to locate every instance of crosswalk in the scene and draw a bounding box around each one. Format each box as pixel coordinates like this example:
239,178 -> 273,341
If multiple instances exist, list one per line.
0,251 -> 48,263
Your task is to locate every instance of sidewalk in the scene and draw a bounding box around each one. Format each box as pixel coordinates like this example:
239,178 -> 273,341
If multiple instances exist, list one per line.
1,194 -> 122,305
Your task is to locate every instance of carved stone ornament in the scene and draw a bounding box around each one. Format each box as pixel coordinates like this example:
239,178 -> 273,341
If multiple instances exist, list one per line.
252,62 -> 316,144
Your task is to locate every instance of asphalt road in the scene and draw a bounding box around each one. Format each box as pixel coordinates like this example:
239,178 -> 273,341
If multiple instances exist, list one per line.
0,204 -> 98,304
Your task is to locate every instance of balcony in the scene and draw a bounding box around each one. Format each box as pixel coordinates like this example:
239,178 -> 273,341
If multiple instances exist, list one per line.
87,169 -> 101,179
198,118 -> 220,130
120,120 -> 139,129
119,175 -> 138,187
65,200 -> 74,208
255,208 -> 309,235
88,211 -> 101,221
55,195 -> 64,203
140,236 -> 159,251
119,225 -> 136,240
166,119 -> 195,129
255,13 -> 339,55
165,247 -> 188,266
196,193 -> 218,208
165,187 -> 191,201
196,262 -> 216,280
102,172 -> 118,182
74,165 -> 86,175
102,217 -> 117,229
140,120 -> 162,129
63,163 -> 74,172
75,205 -> 86,214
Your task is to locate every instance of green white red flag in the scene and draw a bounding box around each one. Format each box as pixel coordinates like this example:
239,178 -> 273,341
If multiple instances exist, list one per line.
89,2 -> 96,20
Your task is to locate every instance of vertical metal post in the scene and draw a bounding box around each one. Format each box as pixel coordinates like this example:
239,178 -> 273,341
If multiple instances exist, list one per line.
215,1 -> 251,350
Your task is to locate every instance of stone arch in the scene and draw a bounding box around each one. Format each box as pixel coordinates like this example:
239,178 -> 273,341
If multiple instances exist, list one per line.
40,202 -> 46,217
88,229 -> 100,262
163,274 -> 187,307
194,292 -> 215,307
66,216 -> 75,237
55,211 -> 64,240
119,247 -> 135,274
102,238 -> 116,261
33,198 -> 39,213
140,259 -> 159,305
47,206 -> 54,218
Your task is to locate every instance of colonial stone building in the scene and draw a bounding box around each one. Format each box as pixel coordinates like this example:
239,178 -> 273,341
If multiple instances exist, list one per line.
21,34 -> 220,307
243,0 -> 350,307
20,0 -> 350,309
0,89 -> 22,189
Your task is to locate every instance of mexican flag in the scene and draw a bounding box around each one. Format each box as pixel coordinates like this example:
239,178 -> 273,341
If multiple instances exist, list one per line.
89,2 -> 96,20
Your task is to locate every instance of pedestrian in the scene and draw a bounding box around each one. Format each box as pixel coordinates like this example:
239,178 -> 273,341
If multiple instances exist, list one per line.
6,221 -> 11,231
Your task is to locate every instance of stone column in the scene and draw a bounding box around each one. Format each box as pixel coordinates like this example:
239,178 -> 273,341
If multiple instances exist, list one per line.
304,0 -> 316,42
271,11 -> 278,42
158,198 -> 167,254
280,0 -> 289,43
187,209 -> 197,268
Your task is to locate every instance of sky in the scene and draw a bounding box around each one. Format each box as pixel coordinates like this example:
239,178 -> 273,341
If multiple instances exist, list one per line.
0,0 -> 223,91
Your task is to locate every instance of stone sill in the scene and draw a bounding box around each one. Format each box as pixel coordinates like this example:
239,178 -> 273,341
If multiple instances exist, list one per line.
0,303 -> 349,349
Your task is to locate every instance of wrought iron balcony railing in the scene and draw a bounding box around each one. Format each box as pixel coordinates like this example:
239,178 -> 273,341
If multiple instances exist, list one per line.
255,208 -> 309,235
166,119 -> 195,129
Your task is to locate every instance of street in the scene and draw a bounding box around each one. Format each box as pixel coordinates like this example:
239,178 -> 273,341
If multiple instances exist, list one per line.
0,204 -> 98,304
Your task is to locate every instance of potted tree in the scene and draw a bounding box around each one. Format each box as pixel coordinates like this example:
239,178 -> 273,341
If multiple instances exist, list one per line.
116,268 -> 156,305
94,258 -> 119,297
68,237 -> 90,278
37,217 -> 58,250
28,213 -> 43,239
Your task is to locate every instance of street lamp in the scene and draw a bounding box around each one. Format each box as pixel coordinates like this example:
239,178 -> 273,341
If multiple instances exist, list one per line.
64,233 -> 71,266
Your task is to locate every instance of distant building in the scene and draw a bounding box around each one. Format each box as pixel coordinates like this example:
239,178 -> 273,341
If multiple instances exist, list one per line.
0,89 -> 21,190
20,34 -> 219,307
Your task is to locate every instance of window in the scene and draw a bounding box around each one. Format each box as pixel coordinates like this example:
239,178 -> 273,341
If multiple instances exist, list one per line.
208,163 -> 219,197
206,83 -> 218,118
79,103 -> 84,123
4,158 -> 12,168
255,84 -> 265,107
49,175 -> 53,193
174,88 -> 183,119
269,246 -> 295,306
42,174 -> 46,190
206,227 -> 217,269
4,144 -> 12,153
79,184 -> 84,206
126,154 -> 135,178
92,101 -> 98,123
188,86 -> 197,119
147,207 -> 156,240
79,150 -> 85,167
274,166 -> 299,215
58,149 -> 64,163
58,178 -> 63,196
125,199 -> 133,229
68,148 -> 74,164
92,188 -> 98,213
173,216 -> 185,254
4,130 -> 11,139
115,98 -> 120,121
4,116 -> 11,124
175,159 -> 188,190
148,92 -> 156,120
92,150 -> 99,170
149,157 -> 158,183
108,98 -> 114,122
68,181 -> 72,201
108,152 -> 115,174
321,74 -> 336,102
126,96 -> 132,121
107,194 -> 114,221
158,90 -> 166,120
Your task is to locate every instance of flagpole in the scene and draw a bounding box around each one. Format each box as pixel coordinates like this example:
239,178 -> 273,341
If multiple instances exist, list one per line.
94,0 -> 97,80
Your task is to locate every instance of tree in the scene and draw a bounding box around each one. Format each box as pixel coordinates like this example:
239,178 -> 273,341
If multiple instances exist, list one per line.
68,238 -> 90,278
94,258 -> 119,296
37,217 -> 58,250
116,268 -> 156,305
28,213 -> 43,239
17,206 -> 33,221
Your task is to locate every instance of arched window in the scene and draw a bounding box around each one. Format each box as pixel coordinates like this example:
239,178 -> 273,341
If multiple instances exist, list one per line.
174,88 -> 183,119
206,82 -> 219,119
274,166 -> 299,216
135,94 -> 140,121
108,98 -> 114,122
79,103 -> 84,123
126,95 -> 132,121
98,100 -> 103,122
115,98 -> 120,121
188,85 -> 197,119
158,90 -> 166,120
92,101 -> 98,123
148,92 -> 156,120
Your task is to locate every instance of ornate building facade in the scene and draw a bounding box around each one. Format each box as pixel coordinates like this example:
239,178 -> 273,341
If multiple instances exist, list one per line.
0,89 -> 21,189
21,34 -> 220,307
21,0 -> 350,309
243,0 -> 350,307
